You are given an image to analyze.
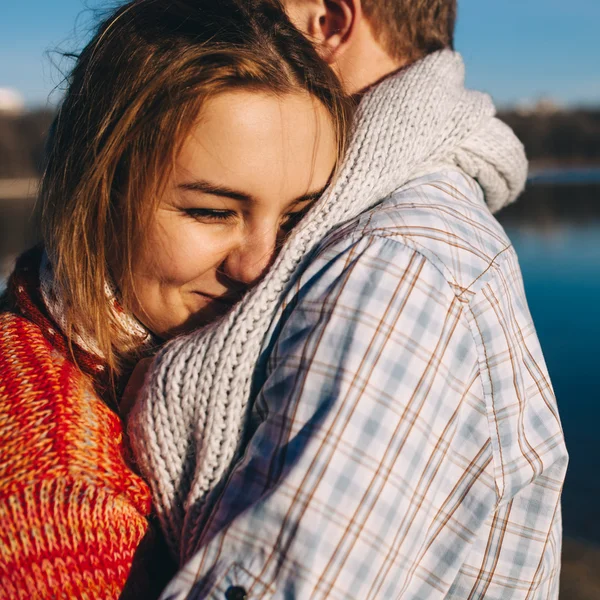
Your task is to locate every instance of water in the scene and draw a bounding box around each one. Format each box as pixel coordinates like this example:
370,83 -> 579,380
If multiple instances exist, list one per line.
0,195 -> 37,289
504,224 -> 600,542
528,166 -> 600,186
496,174 -> 600,543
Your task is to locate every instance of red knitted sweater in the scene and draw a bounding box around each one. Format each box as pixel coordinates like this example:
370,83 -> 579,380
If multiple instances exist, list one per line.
0,249 -> 171,599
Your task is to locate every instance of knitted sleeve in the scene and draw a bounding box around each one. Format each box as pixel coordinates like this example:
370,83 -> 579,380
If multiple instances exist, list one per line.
0,313 -> 153,599
0,479 -> 148,599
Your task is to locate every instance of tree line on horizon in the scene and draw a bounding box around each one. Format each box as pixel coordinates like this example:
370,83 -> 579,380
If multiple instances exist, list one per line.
499,108 -> 600,167
1,107 -> 600,179
0,110 -> 54,179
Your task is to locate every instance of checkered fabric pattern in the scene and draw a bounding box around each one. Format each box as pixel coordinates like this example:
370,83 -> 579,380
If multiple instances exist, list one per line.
161,168 -> 568,600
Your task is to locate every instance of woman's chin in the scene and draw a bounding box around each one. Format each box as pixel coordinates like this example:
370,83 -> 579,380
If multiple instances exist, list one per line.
156,303 -> 237,339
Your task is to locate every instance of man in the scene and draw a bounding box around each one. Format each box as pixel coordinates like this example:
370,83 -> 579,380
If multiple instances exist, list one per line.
284,0 -> 455,95
140,0 -> 568,597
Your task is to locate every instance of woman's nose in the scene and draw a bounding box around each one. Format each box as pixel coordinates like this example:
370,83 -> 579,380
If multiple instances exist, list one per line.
221,227 -> 279,286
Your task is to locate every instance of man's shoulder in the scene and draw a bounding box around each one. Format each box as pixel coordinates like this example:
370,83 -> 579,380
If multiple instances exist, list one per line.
320,167 -> 516,296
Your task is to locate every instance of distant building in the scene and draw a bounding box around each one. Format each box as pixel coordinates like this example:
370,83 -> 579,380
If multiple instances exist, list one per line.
0,88 -> 25,115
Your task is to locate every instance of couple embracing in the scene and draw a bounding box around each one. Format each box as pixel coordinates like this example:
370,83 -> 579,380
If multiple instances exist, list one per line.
0,0 -> 567,598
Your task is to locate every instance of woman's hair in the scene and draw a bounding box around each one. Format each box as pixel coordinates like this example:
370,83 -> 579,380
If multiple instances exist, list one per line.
40,0 -> 351,375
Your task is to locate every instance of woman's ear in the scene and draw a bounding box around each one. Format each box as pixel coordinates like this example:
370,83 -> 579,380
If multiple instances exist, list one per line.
285,0 -> 359,64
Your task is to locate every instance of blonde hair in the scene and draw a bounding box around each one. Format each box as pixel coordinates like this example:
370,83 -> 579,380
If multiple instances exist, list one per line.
362,0 -> 457,63
40,0 -> 351,375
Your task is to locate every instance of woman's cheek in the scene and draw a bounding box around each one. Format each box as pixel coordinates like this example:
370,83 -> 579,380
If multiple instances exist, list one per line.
155,222 -> 232,284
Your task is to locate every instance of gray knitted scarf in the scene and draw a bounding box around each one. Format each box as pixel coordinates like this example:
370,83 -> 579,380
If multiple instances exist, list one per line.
128,50 -> 528,562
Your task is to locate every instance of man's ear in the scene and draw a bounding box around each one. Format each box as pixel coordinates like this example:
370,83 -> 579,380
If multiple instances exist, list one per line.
286,0 -> 358,64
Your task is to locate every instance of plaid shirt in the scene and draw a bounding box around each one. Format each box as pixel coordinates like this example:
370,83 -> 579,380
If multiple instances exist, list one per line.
161,168 -> 568,600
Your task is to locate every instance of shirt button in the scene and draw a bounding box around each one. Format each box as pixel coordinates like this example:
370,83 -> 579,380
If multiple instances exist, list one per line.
225,586 -> 248,600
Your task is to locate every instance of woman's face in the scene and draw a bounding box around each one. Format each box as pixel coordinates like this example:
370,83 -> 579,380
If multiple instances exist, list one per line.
129,89 -> 338,338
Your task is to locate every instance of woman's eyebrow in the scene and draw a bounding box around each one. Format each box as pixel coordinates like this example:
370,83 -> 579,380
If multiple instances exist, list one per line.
178,180 -> 252,202
177,180 -> 330,204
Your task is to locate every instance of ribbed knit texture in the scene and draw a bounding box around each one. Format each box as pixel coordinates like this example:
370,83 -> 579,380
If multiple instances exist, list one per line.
39,252 -> 154,360
0,249 -> 154,599
128,50 -> 529,561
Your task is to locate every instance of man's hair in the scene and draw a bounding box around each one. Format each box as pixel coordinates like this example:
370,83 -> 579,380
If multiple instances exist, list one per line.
362,0 -> 457,63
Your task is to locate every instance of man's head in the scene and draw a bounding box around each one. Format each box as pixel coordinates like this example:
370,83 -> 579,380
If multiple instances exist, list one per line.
284,0 -> 457,93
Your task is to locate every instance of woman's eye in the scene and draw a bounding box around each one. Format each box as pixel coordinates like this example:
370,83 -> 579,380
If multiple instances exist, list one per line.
183,208 -> 237,223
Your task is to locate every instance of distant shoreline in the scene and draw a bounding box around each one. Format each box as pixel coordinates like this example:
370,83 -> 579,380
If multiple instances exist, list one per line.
2,166 -> 600,202
529,159 -> 600,170
529,160 -> 600,171
0,178 -> 38,200
561,537 -> 600,599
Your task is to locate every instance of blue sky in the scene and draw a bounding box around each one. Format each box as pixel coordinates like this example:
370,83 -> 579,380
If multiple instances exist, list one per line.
1,0 -> 599,108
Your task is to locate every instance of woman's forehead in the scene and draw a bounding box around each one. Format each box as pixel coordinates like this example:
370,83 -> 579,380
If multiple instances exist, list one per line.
174,89 -> 337,206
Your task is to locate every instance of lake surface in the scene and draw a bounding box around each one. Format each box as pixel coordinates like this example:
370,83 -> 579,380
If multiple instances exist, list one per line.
497,175 -> 600,543
1,176 -> 599,546
528,166 -> 600,186
502,223 -> 600,542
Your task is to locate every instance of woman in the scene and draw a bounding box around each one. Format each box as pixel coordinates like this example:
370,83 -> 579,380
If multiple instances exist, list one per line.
0,0 -> 350,597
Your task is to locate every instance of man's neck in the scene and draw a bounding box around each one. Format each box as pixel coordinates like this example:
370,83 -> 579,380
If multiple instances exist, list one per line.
334,27 -> 408,95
